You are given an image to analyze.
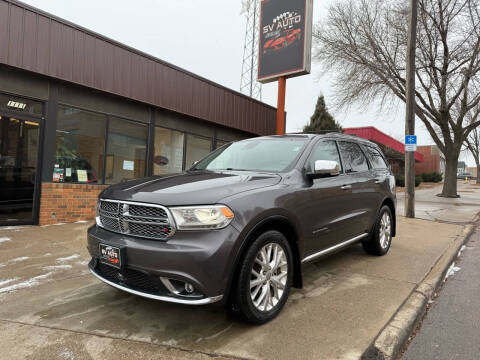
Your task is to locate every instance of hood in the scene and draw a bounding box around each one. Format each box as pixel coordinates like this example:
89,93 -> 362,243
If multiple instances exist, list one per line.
100,170 -> 281,206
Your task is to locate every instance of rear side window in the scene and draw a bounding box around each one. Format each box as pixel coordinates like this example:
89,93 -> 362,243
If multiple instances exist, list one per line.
364,146 -> 388,169
307,140 -> 343,172
338,141 -> 369,173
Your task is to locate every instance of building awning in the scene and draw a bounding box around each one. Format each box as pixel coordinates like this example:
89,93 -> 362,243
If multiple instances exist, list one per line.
344,127 -> 424,162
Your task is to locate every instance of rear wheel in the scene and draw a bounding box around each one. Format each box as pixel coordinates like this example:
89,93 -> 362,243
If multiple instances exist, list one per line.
229,230 -> 293,324
362,205 -> 393,256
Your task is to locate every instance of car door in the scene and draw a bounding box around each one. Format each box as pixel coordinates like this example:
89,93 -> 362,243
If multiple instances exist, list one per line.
337,141 -> 377,236
301,140 -> 357,256
363,144 -> 391,201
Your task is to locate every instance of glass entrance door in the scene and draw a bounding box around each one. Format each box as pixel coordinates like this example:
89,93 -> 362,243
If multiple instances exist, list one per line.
0,115 -> 40,225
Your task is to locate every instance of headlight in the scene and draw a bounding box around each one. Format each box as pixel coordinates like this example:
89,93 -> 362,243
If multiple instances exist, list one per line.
95,200 -> 101,227
169,205 -> 234,230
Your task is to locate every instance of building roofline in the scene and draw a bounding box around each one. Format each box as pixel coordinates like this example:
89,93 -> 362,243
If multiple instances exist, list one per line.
6,0 -> 276,112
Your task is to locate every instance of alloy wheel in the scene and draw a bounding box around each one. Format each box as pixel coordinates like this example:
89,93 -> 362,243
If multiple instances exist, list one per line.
379,212 -> 392,249
250,243 -> 288,312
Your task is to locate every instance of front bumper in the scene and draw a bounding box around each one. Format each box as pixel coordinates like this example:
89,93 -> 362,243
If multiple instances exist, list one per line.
87,224 -> 241,304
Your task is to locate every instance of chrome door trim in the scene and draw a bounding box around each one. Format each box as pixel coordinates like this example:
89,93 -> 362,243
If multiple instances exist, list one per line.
301,233 -> 369,263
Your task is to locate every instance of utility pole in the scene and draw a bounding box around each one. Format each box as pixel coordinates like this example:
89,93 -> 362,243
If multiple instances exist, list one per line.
404,0 -> 418,218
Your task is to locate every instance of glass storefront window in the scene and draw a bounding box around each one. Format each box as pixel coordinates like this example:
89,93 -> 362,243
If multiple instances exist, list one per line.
55,106 -> 107,184
185,134 -> 212,168
153,127 -> 184,176
105,118 -> 147,184
0,93 -> 43,116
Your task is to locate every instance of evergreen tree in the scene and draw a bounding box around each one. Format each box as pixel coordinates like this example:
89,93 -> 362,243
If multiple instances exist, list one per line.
303,96 -> 343,133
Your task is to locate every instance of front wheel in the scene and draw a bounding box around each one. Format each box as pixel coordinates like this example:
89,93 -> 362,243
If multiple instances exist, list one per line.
362,205 -> 393,256
229,230 -> 293,324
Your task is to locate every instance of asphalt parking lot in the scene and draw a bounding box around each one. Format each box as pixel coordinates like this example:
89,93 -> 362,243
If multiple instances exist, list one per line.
0,212 -> 470,360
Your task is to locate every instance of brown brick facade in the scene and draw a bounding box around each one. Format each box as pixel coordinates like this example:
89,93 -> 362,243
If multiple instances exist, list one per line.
39,183 -> 108,225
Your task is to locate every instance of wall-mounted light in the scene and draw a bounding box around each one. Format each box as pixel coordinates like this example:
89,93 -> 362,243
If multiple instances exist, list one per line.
7,100 -> 27,110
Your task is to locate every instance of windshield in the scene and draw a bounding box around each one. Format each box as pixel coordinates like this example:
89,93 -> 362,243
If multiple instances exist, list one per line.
192,137 -> 308,173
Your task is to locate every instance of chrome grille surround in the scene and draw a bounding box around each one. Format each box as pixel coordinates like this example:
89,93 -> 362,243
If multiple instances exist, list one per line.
97,199 -> 176,240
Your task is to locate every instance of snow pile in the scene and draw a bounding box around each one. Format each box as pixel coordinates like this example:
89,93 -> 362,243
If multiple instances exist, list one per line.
43,265 -> 72,271
445,262 -> 461,279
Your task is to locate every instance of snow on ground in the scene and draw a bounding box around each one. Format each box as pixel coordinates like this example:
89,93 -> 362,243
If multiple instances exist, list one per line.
11,257 -> 29,263
75,220 -> 89,223
0,278 -> 20,287
0,237 -> 11,244
1,226 -> 24,231
43,265 -> 73,271
56,254 -> 80,263
445,262 -> 461,279
0,272 -> 53,294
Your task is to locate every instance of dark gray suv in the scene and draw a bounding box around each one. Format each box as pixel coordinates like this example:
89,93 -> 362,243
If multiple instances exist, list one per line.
88,133 -> 396,324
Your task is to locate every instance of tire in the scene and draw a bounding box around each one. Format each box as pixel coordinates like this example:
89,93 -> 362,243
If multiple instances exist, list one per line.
229,230 -> 293,325
362,205 -> 393,256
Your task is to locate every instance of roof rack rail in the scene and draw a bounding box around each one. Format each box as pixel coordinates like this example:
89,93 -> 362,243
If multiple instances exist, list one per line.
286,130 -> 344,135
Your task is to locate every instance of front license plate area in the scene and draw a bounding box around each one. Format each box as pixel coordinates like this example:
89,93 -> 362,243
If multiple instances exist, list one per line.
99,244 -> 122,269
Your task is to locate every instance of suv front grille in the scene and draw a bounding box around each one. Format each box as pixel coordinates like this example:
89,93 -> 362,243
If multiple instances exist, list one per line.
98,200 -> 175,240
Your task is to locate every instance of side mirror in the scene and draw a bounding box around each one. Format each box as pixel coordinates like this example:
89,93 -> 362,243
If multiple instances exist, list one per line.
308,160 -> 340,179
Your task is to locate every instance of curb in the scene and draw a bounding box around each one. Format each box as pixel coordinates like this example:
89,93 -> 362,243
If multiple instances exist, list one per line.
362,220 -> 478,360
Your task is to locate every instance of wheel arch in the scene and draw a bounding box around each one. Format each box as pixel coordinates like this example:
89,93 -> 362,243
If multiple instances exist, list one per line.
225,215 -> 303,303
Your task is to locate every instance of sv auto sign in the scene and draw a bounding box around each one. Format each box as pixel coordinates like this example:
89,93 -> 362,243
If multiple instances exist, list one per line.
258,0 -> 313,83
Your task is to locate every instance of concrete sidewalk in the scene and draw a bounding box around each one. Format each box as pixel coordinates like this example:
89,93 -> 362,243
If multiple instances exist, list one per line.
0,218 -> 469,360
397,181 -> 480,224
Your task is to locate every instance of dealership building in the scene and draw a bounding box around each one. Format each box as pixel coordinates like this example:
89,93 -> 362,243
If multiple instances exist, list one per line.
0,0 -> 277,226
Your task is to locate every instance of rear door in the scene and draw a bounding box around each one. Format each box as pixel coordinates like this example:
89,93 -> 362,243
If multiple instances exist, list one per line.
363,144 -> 392,215
337,141 -> 377,236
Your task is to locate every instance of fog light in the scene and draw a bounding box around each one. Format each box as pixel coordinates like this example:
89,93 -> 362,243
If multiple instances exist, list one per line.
185,283 -> 195,293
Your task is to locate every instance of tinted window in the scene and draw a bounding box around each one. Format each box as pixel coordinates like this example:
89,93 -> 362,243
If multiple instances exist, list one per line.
365,146 -> 388,169
194,138 -> 307,172
308,140 -> 342,172
338,142 -> 369,173
153,127 -> 184,176
105,117 -> 147,184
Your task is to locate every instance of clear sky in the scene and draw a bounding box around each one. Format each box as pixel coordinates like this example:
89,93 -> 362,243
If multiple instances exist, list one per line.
20,0 -> 473,165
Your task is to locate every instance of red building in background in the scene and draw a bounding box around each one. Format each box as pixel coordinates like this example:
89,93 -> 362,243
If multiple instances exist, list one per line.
344,127 -> 424,175
414,145 -> 445,175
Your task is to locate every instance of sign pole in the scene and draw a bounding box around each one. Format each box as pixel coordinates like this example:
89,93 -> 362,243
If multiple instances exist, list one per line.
404,0 -> 418,218
276,76 -> 286,135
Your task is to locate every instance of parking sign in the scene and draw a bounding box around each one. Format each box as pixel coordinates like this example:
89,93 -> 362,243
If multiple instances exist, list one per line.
405,135 -> 417,152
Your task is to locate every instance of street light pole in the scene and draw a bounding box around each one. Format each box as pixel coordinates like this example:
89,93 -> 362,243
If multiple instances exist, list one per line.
404,0 -> 418,218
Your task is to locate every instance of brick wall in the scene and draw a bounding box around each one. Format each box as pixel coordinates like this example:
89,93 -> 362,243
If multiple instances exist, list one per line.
415,145 -> 443,175
39,183 -> 108,225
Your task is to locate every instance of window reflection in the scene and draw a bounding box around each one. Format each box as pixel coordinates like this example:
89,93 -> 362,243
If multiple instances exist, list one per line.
55,106 -> 107,183
153,127 -> 184,176
105,118 -> 147,184
338,141 -> 369,173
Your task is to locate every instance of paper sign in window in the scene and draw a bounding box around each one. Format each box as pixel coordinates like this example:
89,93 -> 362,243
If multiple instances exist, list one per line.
123,160 -> 134,171
77,170 -> 88,182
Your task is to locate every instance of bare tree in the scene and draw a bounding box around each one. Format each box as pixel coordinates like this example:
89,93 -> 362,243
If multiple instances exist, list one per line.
465,114 -> 480,184
314,0 -> 480,197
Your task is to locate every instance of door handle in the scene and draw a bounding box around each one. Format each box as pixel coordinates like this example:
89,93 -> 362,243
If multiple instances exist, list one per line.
341,184 -> 352,190
375,178 -> 385,184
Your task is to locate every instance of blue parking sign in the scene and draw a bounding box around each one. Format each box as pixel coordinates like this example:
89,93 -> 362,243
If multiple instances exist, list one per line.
405,135 -> 417,152
405,135 -> 417,144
